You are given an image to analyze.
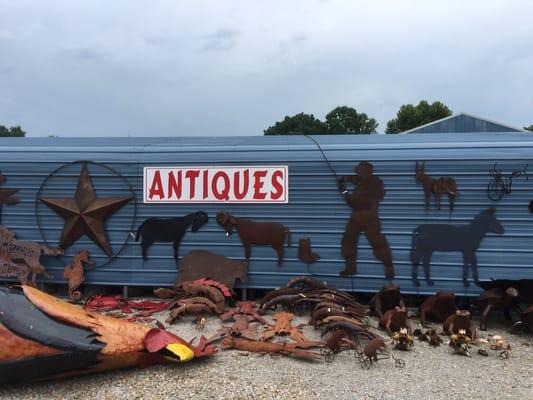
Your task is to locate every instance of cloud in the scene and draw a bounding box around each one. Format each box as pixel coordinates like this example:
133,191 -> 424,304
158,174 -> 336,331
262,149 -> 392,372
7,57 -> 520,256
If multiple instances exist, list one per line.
201,29 -> 240,51
0,0 -> 532,137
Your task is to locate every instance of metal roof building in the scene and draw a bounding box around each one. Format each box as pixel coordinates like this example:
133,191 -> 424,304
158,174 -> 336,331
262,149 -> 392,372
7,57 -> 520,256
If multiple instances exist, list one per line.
1,133 -> 532,295
402,113 -> 525,134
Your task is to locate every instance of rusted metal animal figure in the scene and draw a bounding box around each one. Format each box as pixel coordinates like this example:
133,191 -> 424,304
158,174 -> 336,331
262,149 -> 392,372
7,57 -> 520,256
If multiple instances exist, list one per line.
298,238 -> 320,265
392,328 -> 414,351
322,321 -> 379,344
443,310 -> 476,340
419,291 -> 457,325
221,336 -> 321,360
135,211 -> 208,261
429,329 -> 442,347
449,329 -> 472,356
369,284 -> 405,318
379,307 -> 411,337
260,287 -> 302,308
62,249 -> 93,300
415,161 -> 458,211
216,211 -> 291,266
208,314 -> 260,343
220,301 -> 267,325
337,161 -> 394,279
261,311 -> 310,342
411,207 -> 504,287
0,226 -> 63,284
166,303 -> 214,324
0,249 -> 30,285
473,286 -> 519,331
358,337 -> 397,368
176,250 -> 248,289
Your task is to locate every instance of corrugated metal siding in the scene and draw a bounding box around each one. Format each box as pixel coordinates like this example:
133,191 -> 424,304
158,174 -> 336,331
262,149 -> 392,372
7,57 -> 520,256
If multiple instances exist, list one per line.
408,114 -> 522,133
1,133 -> 532,295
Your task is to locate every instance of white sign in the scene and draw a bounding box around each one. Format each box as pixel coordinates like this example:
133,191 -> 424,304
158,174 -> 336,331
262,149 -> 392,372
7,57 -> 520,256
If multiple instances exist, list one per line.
143,166 -> 289,203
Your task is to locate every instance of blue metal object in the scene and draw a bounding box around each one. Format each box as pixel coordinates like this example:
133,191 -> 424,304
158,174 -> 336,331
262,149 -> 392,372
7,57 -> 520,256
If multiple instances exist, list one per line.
0,133 -> 532,295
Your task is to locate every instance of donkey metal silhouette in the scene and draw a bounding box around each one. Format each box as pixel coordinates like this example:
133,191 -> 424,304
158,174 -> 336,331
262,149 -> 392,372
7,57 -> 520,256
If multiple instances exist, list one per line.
411,208 -> 504,287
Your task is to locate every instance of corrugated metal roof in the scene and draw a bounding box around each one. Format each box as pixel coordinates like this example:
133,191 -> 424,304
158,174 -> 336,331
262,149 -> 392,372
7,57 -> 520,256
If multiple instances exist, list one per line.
402,113 -> 524,134
1,132 -> 532,295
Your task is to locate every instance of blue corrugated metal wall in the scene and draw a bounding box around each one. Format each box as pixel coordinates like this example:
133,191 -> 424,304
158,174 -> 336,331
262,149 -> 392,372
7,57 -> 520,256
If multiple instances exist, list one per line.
1,133 -> 532,295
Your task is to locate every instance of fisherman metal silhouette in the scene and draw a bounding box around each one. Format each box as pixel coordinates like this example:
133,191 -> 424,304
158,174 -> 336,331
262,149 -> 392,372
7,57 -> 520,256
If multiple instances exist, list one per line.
337,161 -> 394,279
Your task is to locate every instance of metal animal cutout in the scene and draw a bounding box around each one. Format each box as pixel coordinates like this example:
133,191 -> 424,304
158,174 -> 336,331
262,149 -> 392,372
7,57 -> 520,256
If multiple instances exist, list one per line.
0,226 -> 63,285
176,250 -> 248,289
298,238 -> 320,265
135,211 -> 208,261
415,161 -> 457,211
411,208 -> 504,287
0,248 -> 30,285
487,162 -> 528,201
63,249 -> 93,300
337,161 -> 394,279
216,211 -> 291,266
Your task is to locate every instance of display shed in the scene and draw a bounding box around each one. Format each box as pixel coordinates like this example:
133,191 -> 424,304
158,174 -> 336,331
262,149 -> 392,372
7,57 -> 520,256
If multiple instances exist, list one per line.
0,132 -> 532,295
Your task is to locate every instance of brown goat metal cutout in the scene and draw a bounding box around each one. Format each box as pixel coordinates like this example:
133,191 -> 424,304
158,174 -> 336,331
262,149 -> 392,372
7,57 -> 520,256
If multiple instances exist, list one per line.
415,161 -> 458,211
216,211 -> 291,266
338,161 -> 394,279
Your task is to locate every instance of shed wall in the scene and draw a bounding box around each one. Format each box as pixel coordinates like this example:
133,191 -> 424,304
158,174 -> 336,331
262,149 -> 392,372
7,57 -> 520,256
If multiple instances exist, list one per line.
1,133 -> 532,295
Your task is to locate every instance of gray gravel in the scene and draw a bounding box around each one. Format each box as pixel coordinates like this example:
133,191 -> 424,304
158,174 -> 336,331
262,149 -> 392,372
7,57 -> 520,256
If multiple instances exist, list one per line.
1,311 -> 531,400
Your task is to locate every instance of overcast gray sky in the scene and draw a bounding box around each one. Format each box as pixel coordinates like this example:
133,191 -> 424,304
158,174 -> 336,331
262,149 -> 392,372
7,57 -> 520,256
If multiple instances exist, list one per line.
1,0 -> 532,136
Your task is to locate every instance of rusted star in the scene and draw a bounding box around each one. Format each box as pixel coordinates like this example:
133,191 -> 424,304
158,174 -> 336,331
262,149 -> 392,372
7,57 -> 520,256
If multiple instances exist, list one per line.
40,162 -> 132,258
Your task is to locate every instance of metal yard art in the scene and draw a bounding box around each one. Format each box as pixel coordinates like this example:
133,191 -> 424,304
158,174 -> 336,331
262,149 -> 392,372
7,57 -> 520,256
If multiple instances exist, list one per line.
487,162 -> 528,201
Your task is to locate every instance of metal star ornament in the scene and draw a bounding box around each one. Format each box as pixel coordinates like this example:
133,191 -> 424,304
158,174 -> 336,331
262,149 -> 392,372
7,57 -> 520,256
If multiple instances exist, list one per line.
40,162 -> 132,258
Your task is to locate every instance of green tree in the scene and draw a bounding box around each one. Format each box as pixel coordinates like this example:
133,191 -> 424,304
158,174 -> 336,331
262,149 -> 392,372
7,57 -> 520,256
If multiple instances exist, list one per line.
524,125 -> 533,132
385,100 -> 452,134
263,112 -> 326,135
325,106 -> 378,134
0,125 -> 26,137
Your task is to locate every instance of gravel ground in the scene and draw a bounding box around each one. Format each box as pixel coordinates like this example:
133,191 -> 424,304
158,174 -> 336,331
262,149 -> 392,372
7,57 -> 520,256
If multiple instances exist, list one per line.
1,309 -> 531,400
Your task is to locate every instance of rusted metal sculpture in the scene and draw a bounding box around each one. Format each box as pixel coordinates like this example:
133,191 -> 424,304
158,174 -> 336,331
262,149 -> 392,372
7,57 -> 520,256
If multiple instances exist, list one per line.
411,207 -> 504,287
135,212 -> 208,261
40,162 -> 132,258
392,328 -> 414,351
285,276 -> 328,290
221,336 -> 321,360
63,249 -> 93,300
337,161 -> 394,279
487,162 -> 528,201
208,314 -> 260,343
176,250 -> 248,289
489,335 -> 511,359
0,286 -> 216,383
176,281 -> 226,312
321,329 -> 358,362
379,307 -> 411,337
477,279 -> 533,303
415,161 -> 457,211
449,329 -> 472,356
443,310 -> 476,340
358,338 -> 405,369
512,305 -> 533,333
419,291 -> 457,325
0,248 -> 30,285
369,284 -> 405,318
298,238 -> 320,265
473,286 -> 519,331
216,211 -> 291,266
0,172 -> 19,224
220,301 -> 267,325
0,226 -> 63,284
261,311 -> 311,342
